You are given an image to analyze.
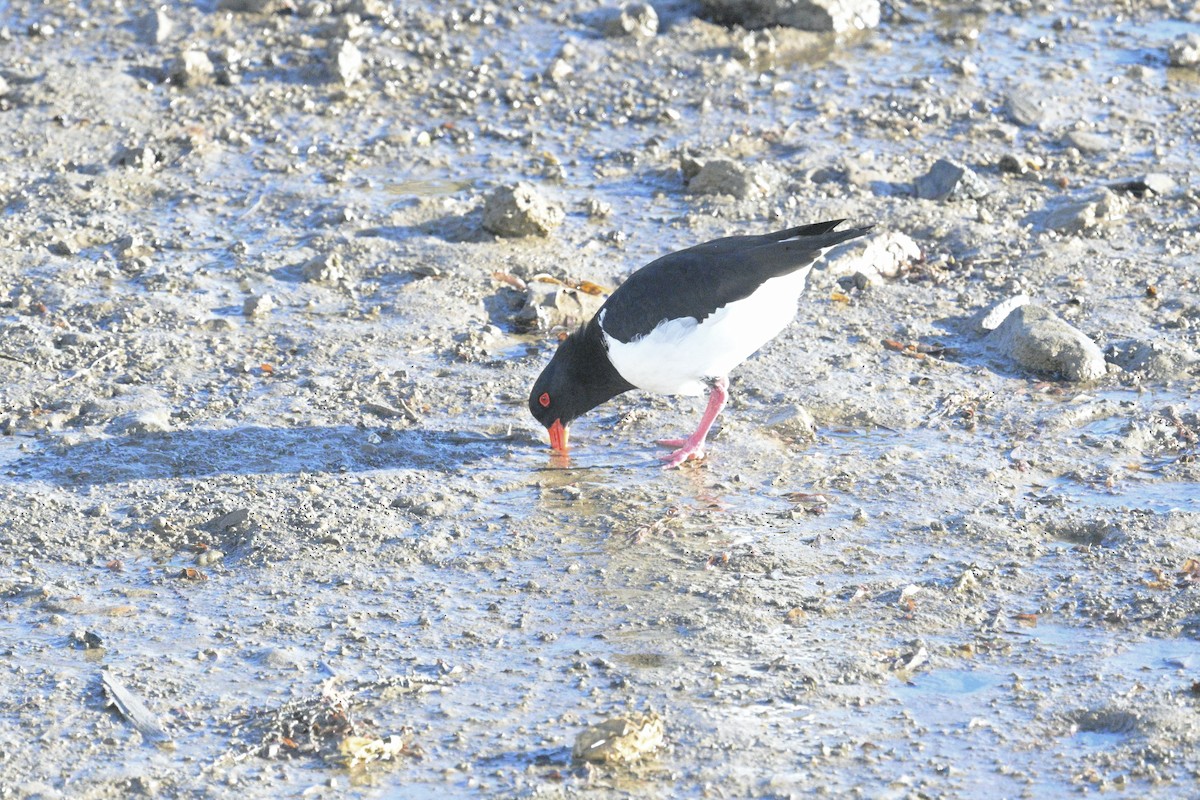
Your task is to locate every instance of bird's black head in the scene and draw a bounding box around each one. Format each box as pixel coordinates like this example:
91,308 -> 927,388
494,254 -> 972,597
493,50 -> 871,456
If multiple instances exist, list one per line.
529,333 -> 588,452
528,321 -> 634,452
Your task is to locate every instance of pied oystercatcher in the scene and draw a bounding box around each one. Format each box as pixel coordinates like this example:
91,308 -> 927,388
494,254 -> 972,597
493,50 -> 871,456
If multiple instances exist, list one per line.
529,220 -> 871,468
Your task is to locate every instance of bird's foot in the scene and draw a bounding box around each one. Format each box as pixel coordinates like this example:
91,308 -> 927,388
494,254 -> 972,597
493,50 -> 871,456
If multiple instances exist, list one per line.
655,437 -> 687,448
658,441 -> 706,469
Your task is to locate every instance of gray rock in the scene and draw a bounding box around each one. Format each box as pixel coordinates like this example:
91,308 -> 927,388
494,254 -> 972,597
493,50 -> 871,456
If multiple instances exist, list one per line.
1064,130 -> 1111,153
914,158 -> 989,202
55,331 -> 90,349
482,182 -> 564,238
687,159 -> 781,199
1003,92 -> 1043,127
129,776 -> 160,796
742,25 -> 826,62
997,154 -> 1022,174
48,233 -> 83,256
202,508 -> 250,531
1106,340 -> 1199,380
825,230 -> 921,280
701,0 -> 881,32
984,304 -> 1107,382
584,197 -> 612,219
1042,188 -> 1127,234
1136,173 -> 1177,196
243,293 -> 276,318
196,548 -> 224,566
998,152 -> 1046,175
171,49 -> 214,87
679,150 -> 706,182
601,3 -> 659,38
972,294 -> 1030,334
544,57 -> 573,84
301,251 -> 347,283
1126,64 -> 1155,81
950,56 -> 978,77
1167,33 -> 1200,68
766,404 -> 818,440
115,233 -> 153,259
115,144 -> 158,172
1108,173 -> 1178,198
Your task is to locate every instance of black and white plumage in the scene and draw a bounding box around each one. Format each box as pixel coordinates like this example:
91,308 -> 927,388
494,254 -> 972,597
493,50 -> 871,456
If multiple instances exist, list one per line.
529,220 -> 872,468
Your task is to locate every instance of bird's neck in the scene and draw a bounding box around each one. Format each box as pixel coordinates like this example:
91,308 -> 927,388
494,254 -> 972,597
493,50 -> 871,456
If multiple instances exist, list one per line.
573,318 -> 636,409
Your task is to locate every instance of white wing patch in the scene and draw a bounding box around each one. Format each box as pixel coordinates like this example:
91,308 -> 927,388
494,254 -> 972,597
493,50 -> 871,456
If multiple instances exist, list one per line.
602,266 -> 813,396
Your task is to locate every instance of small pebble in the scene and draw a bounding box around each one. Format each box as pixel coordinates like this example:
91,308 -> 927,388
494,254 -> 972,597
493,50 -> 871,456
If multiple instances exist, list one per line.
1168,33 -> 1200,68
171,49 -> 214,87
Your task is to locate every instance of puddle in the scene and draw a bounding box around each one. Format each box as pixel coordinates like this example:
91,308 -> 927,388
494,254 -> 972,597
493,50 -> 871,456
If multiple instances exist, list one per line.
0,434 -> 30,471
385,178 -> 477,197
884,626 -> 1200,794
7,426 -> 508,486
899,667 -> 1001,698
1051,474 -> 1200,514
1073,729 -> 1128,751
892,667 -> 1007,734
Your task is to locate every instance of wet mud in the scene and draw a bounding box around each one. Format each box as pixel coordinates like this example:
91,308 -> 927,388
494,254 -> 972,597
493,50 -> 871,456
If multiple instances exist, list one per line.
1,1 -> 1199,797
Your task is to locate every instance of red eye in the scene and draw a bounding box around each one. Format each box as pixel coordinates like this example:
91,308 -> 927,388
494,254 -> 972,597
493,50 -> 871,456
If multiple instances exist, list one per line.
538,392 -> 551,408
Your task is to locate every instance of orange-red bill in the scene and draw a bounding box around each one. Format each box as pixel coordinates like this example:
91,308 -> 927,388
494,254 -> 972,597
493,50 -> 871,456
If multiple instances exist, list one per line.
548,419 -> 569,452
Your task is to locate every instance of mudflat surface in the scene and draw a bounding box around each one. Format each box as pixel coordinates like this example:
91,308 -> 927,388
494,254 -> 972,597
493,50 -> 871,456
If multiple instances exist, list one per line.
1,1 -> 1199,797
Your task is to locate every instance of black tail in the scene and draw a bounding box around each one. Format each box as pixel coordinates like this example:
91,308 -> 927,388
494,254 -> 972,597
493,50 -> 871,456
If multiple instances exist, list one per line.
745,220 -> 874,276
772,219 -> 874,249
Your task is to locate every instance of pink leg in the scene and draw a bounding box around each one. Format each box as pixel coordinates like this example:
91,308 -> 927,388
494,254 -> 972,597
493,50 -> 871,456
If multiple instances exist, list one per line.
657,377 -> 729,469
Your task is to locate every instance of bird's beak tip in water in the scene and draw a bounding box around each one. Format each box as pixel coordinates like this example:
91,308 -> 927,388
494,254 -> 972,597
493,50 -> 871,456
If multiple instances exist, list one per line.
548,419 -> 569,452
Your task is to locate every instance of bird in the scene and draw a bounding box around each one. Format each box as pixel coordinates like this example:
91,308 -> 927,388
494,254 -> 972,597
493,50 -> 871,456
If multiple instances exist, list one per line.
528,220 -> 872,468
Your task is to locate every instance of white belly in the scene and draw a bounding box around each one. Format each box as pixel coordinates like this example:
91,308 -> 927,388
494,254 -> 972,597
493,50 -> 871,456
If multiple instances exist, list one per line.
603,267 -> 812,396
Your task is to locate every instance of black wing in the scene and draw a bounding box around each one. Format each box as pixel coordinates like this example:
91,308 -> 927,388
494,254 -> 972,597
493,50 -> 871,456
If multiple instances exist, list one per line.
599,220 -> 872,344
